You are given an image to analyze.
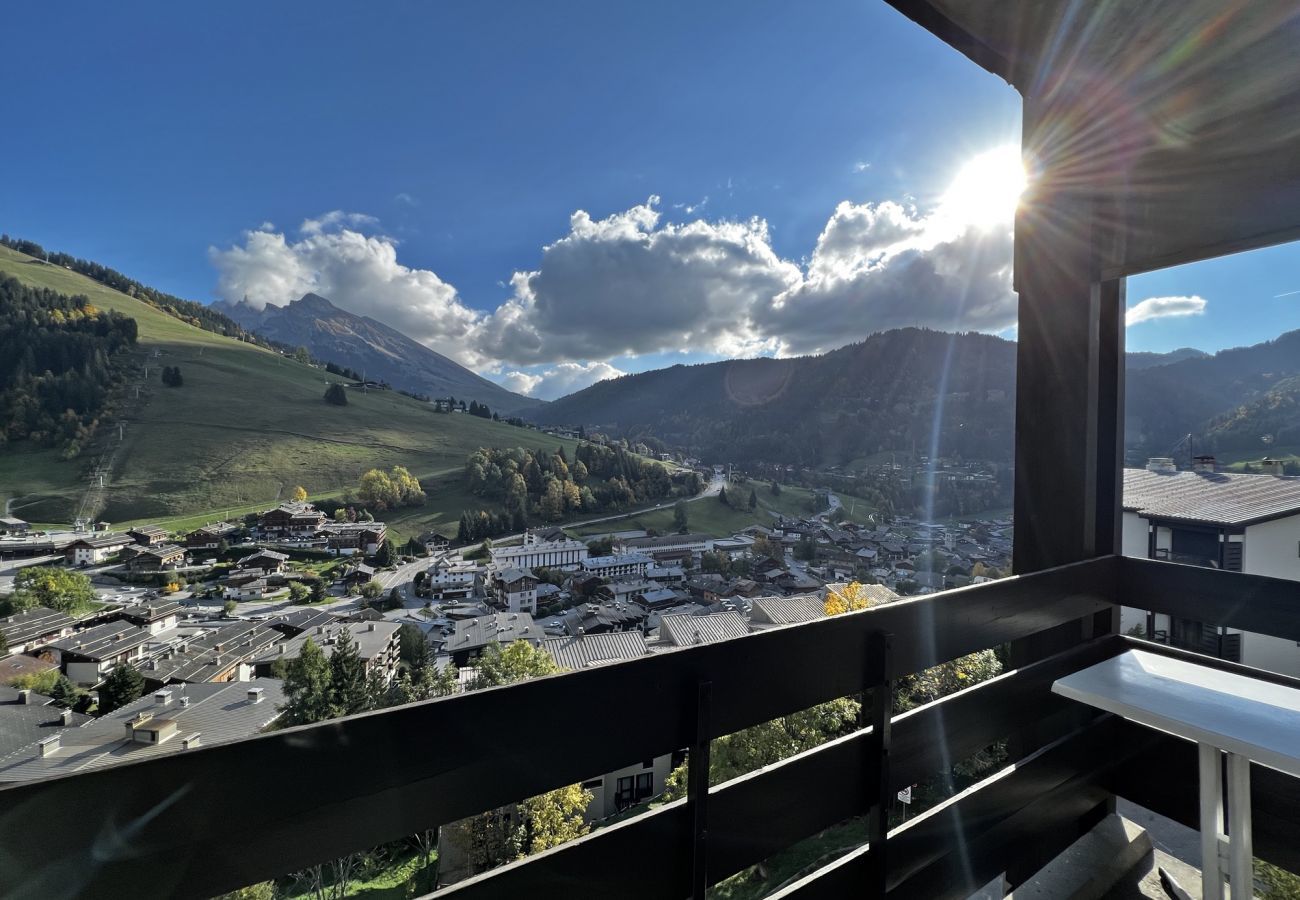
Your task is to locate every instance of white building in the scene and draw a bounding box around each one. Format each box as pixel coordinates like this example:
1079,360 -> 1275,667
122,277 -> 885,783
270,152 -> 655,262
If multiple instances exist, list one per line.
1121,464 -> 1300,677
489,531 -> 588,571
580,553 -> 652,580
491,568 -> 539,615
425,554 -> 481,600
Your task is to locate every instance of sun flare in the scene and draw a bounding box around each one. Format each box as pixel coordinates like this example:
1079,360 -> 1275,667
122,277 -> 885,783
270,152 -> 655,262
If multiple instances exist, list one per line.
939,145 -> 1027,229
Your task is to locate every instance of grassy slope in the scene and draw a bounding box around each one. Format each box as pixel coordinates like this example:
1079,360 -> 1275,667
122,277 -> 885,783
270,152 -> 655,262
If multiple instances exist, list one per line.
0,245 -> 575,529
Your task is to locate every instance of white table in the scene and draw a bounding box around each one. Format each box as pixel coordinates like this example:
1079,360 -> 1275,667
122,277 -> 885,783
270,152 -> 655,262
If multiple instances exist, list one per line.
1052,649 -> 1300,900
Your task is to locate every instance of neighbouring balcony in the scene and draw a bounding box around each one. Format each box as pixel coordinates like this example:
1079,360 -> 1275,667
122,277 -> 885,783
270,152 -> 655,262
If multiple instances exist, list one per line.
1,554 -> 1297,898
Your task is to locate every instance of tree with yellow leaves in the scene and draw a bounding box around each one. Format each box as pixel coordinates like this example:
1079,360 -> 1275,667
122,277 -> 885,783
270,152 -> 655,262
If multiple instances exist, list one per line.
823,581 -> 880,616
290,485 -> 308,502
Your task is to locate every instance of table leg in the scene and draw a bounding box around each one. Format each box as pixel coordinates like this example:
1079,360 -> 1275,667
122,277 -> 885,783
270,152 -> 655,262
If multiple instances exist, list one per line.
1199,743 -> 1223,900
1226,752 -> 1252,899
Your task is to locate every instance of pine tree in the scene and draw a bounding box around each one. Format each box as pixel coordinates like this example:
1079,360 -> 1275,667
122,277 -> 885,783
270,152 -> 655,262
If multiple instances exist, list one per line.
99,663 -> 145,713
718,485 -> 729,507
329,627 -> 371,717
324,383 -> 348,405
748,488 -> 758,511
48,674 -> 78,709
282,638 -> 332,725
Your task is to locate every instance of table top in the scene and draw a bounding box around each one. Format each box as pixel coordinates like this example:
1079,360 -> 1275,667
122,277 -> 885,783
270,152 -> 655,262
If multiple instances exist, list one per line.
1052,649 -> 1300,777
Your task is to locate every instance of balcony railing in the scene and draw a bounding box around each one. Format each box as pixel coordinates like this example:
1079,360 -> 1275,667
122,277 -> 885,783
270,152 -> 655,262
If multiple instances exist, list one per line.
1,555 -> 1298,899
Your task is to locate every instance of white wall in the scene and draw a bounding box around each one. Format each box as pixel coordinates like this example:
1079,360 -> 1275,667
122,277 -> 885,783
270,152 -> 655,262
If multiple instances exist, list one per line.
1120,512 -> 1149,559
1242,516 -> 1300,581
585,754 -> 674,821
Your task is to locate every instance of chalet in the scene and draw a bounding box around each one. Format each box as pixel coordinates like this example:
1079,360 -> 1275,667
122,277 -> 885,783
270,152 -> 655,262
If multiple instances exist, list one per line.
48,622 -> 152,685
320,522 -> 387,556
425,555 -> 480,601
127,525 -> 169,546
223,573 -> 268,601
119,601 -> 181,635
340,563 -> 376,591
560,601 -> 647,636
417,531 -> 451,554
184,522 -> 239,551
634,587 -> 684,611
64,534 -> 134,567
257,502 -> 326,538
235,549 -> 289,575
266,609 -> 337,637
491,567 -> 539,615
123,544 -> 187,574
0,607 -> 76,655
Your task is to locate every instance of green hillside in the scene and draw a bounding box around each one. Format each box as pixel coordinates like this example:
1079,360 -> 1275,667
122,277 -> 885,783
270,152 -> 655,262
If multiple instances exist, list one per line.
0,245 -> 575,528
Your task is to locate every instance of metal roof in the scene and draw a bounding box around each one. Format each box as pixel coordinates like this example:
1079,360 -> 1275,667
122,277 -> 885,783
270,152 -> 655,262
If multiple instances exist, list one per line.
542,632 -> 650,670
0,687 -> 92,759
0,607 -> 75,648
0,680 -> 284,783
749,595 -> 825,627
660,611 -> 750,648
1123,468 -> 1300,527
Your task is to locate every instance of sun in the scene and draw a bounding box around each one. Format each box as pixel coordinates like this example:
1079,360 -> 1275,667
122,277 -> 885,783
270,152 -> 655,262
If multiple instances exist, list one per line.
938,145 -> 1028,230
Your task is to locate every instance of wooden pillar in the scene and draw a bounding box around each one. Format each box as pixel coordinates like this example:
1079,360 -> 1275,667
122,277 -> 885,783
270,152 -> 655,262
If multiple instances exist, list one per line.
1006,98 -> 1126,883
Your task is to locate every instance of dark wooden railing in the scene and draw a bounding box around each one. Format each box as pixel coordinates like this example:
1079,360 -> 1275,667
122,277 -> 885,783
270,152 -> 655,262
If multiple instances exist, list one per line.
0,554 -> 1297,899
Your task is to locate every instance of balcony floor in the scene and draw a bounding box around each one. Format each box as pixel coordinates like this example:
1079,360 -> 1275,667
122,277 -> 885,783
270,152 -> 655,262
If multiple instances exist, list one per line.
1102,801 -> 1204,900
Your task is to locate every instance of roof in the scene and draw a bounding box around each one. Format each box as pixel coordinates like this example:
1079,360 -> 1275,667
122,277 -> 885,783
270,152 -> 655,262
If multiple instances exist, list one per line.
50,621 -> 151,661
623,533 -> 711,550
66,534 -> 133,549
145,622 -> 283,683
660,611 -> 750,647
121,600 -> 183,622
253,620 -> 398,667
582,553 -> 652,569
128,524 -> 168,537
493,567 -> 537,586
543,632 -> 650,670
0,654 -> 57,684
0,680 -> 284,783
749,595 -> 825,627
0,607 -> 75,648
1123,468 -> 1300,527
268,609 -> 339,634
0,686 -> 92,759
446,613 -> 543,653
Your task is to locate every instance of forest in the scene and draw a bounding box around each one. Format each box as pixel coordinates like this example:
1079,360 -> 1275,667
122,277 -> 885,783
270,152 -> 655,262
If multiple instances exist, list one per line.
460,443 -> 698,538
0,276 -> 137,455
1,234 -> 277,351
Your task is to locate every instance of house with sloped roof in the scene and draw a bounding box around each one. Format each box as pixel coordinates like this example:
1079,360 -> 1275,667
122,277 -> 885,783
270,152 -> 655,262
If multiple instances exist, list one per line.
0,607 -> 76,655
1122,464 -> 1300,675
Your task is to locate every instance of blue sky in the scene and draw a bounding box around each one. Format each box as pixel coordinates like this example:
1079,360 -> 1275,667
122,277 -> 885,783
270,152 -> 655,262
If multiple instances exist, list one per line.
5,1 -> 1298,397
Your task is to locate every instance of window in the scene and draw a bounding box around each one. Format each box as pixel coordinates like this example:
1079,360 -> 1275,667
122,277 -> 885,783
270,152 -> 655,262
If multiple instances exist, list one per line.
614,776 -> 635,809
641,759 -> 654,769
635,773 -> 653,801
581,778 -> 602,790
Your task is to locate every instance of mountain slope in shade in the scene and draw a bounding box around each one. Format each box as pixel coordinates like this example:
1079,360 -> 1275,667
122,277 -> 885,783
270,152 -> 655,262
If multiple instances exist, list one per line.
532,328 -> 1020,467
532,326 -> 1300,467
213,293 -> 542,413
1125,347 -> 1208,370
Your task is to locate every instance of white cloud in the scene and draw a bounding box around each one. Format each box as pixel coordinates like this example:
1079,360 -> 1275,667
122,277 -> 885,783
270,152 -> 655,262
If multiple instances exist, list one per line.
213,152 -> 1025,380
300,210 -> 379,235
497,361 -> 625,400
209,215 -> 481,361
394,192 -> 418,207
470,197 -> 801,366
853,161 -> 871,172
1126,295 -> 1208,326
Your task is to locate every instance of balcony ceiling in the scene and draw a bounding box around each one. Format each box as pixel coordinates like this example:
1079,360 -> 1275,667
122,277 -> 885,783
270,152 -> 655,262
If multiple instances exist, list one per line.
889,0 -> 1300,276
